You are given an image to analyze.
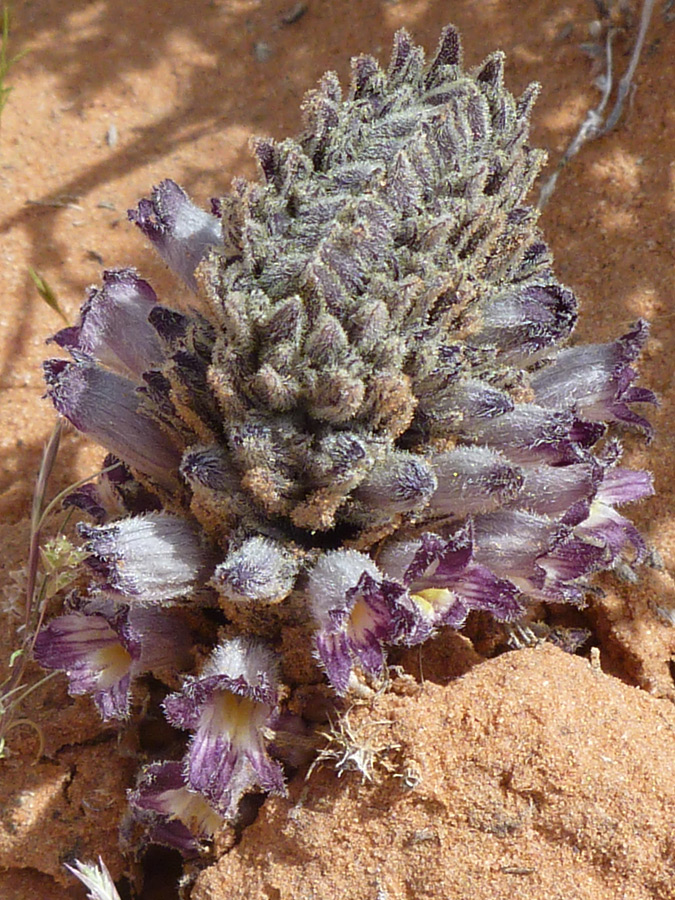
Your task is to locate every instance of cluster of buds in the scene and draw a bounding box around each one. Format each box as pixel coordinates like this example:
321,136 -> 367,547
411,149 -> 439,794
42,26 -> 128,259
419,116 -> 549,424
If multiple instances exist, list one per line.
34,26 -> 654,852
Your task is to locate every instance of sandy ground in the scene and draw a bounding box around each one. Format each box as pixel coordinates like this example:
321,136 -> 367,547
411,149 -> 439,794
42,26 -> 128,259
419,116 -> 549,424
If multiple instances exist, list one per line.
0,0 -> 673,897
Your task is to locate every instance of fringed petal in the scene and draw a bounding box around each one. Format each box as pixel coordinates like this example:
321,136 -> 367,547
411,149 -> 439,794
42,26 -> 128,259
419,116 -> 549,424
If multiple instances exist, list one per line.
314,631 -> 353,696
381,524 -> 523,625
308,550 -> 427,694
33,610 -> 137,720
537,538 -> 607,601
63,483 -> 109,524
162,638 -> 283,818
575,502 -> 648,565
129,761 -> 224,856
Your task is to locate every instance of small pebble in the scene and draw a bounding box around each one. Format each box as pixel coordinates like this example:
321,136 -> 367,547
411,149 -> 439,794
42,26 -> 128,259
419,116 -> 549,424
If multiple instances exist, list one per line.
281,2 -> 307,25
588,20 -> 603,39
253,41 -> 273,62
106,124 -> 118,148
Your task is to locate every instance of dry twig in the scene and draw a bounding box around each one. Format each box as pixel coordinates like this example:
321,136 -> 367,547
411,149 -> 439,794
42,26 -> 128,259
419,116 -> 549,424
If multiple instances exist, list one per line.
538,0 -> 656,209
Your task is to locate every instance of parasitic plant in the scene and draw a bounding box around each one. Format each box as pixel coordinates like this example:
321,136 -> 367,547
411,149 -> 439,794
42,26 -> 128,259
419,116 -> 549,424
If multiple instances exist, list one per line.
35,26 -> 655,852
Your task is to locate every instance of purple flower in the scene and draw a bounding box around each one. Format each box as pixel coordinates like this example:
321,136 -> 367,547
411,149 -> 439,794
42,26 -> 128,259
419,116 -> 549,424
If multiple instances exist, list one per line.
128,179 -> 222,290
353,451 -> 438,515
470,281 -> 577,359
427,446 -> 524,517
63,482 -> 109,524
129,760 -> 224,855
530,320 -> 657,439
307,550 -> 427,695
573,466 -> 654,565
459,404 -> 603,465
43,357 -> 181,488
64,455 -> 162,524
49,268 -> 163,380
34,24 -> 657,851
379,523 -> 524,627
162,638 -> 285,818
511,459 -> 603,517
535,536 -> 608,603
471,509 -> 605,602
33,605 -> 192,720
79,512 -> 212,602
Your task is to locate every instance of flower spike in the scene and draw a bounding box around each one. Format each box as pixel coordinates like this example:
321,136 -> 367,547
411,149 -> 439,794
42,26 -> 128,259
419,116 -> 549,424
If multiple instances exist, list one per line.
36,25 -> 656,853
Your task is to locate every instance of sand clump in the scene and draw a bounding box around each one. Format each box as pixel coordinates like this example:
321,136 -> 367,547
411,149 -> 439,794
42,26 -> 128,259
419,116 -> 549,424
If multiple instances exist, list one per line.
193,646 -> 675,900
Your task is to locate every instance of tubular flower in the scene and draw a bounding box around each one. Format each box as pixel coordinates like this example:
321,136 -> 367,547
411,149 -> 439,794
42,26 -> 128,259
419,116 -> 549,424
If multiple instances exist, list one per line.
573,465 -> 654,565
63,455 -> 162,524
530,320 -> 657,437
307,550 -> 427,694
128,179 -> 223,290
379,524 -> 524,629
49,268 -> 164,379
33,605 -> 193,720
129,761 -> 225,855
37,26 -> 655,844
162,638 -> 285,818
79,512 -> 213,603
43,358 -> 182,488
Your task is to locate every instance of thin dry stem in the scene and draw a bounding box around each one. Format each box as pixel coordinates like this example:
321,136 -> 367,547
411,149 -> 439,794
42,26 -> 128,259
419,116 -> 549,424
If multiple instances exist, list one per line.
25,418 -> 63,630
538,0 -> 655,209
0,421 -> 116,757
601,0 -> 656,133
